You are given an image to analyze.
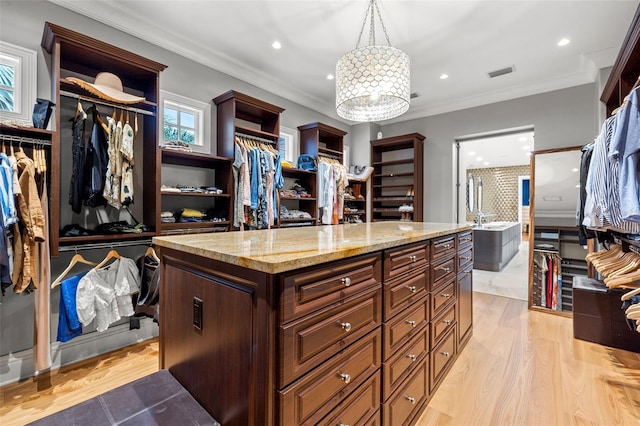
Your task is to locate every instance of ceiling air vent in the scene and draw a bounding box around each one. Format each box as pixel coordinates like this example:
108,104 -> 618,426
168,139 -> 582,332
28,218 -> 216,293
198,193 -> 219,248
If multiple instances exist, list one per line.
410,92 -> 419,99
487,66 -> 515,78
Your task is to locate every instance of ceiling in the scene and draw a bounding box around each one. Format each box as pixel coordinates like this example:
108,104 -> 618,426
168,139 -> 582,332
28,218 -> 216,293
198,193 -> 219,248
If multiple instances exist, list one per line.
49,0 -> 639,125
459,130 -> 534,170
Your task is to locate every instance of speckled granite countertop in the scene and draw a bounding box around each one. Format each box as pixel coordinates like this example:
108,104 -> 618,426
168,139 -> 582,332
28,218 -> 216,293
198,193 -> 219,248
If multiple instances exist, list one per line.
153,222 -> 471,274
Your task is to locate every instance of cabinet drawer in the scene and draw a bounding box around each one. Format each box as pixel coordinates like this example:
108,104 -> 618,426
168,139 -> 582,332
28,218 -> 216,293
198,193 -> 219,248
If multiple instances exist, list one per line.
431,257 -> 455,288
457,231 -> 473,249
430,328 -> 456,392
279,329 -> 381,426
382,361 -> 429,426
431,278 -> 456,319
384,242 -> 429,281
383,296 -> 429,360
317,373 -> 380,426
384,265 -> 428,320
431,303 -> 456,349
431,235 -> 456,263
382,326 -> 429,401
280,288 -> 381,386
280,253 -> 382,323
457,245 -> 473,270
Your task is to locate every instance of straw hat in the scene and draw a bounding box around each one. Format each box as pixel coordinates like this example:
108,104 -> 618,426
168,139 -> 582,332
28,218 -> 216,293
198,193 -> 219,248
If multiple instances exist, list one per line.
66,72 -> 145,104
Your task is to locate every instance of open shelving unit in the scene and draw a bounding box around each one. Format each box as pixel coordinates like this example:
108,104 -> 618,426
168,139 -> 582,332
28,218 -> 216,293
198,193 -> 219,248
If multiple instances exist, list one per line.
370,133 -> 424,222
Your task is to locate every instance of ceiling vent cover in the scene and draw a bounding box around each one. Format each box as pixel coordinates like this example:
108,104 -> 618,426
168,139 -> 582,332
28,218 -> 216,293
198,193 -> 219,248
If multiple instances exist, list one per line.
487,66 -> 515,78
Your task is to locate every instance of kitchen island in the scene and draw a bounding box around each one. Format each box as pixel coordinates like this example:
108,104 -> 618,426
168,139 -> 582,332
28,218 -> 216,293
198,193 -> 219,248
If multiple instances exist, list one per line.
153,222 -> 473,426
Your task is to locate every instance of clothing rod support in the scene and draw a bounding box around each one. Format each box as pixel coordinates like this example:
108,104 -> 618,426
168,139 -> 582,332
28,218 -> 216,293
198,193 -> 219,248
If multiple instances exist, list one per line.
234,132 -> 276,144
60,90 -> 155,117
58,239 -> 153,252
0,134 -> 52,146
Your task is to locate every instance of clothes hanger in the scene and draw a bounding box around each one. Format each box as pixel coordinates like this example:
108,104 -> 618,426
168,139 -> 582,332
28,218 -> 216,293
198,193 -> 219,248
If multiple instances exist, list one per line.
93,249 -> 122,270
51,253 -> 97,288
604,269 -> 640,288
1,139 -> 5,154
622,286 -> 640,301
134,112 -> 138,138
145,246 -> 160,262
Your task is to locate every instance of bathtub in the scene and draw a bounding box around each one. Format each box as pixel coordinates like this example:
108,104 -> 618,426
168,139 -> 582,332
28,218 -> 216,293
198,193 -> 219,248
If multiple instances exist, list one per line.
472,221 -> 521,271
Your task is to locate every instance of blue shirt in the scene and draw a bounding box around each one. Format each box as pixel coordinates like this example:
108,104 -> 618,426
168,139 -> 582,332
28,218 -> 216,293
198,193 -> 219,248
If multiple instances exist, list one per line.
57,271 -> 88,343
0,153 -> 18,227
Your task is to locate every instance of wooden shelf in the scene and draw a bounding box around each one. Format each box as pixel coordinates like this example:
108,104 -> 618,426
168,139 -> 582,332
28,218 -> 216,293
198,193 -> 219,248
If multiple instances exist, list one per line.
280,196 -> 317,201
235,125 -> 279,141
59,232 -> 157,245
161,149 -> 231,167
372,158 -> 414,166
161,221 -> 230,230
374,172 -> 414,178
161,191 -> 230,198
373,197 -> 414,202
373,184 -> 414,189
282,168 -> 316,176
280,218 -> 317,223
318,147 -> 343,157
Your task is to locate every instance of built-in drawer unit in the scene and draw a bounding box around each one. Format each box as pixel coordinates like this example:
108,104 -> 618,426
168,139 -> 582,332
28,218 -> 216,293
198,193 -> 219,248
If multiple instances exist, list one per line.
431,276 -> 456,318
382,361 -> 429,426
457,231 -> 473,249
431,235 -> 456,263
457,244 -> 473,271
430,328 -> 456,392
383,296 -> 429,359
318,373 -> 381,426
382,326 -> 429,400
431,302 -> 456,349
279,329 -> 381,425
384,241 -> 429,281
431,256 -> 455,288
280,287 -> 381,386
383,265 -> 428,320
280,252 -> 382,323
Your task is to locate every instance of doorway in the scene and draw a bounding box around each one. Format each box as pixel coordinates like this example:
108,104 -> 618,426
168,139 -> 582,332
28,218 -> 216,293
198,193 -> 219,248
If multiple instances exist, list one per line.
455,129 -> 534,301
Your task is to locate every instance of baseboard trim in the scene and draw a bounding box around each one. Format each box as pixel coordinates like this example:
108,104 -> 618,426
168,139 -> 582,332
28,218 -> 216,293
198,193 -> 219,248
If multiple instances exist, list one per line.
0,318 -> 158,387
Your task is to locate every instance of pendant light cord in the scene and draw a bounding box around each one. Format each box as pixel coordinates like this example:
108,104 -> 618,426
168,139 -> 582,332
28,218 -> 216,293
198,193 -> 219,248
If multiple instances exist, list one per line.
355,0 -> 392,48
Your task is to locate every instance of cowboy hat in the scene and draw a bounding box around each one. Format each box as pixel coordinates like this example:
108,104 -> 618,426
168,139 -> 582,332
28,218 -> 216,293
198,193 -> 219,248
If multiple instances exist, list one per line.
66,72 -> 145,104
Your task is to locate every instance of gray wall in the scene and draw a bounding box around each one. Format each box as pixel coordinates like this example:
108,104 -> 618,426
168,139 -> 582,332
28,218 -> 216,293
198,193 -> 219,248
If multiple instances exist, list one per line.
379,83 -> 598,222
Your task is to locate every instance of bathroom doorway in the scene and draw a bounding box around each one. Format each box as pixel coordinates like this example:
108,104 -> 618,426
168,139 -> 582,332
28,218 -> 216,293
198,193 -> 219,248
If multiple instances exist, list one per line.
455,128 -> 534,301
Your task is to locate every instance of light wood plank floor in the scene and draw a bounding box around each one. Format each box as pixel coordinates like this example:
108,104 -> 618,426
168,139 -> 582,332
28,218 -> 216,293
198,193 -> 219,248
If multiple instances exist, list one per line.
1,292 -> 639,425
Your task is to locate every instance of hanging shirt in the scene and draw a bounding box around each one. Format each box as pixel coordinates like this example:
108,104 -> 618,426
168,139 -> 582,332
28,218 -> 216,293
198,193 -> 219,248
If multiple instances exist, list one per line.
57,271 -> 87,342
233,144 -> 245,228
120,122 -> 135,205
609,87 -> 640,221
0,153 -> 18,227
83,108 -> 109,208
69,106 -> 87,213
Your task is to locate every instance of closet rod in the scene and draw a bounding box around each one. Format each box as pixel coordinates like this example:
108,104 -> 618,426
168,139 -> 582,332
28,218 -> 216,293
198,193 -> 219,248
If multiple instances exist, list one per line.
58,238 -> 153,252
318,153 -> 342,161
0,134 -> 52,146
533,248 -> 560,254
234,132 -> 276,144
60,90 -> 155,117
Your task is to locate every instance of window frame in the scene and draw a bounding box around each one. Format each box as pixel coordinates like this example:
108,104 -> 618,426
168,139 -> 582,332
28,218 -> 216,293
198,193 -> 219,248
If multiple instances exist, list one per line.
0,41 -> 37,126
159,90 -> 211,154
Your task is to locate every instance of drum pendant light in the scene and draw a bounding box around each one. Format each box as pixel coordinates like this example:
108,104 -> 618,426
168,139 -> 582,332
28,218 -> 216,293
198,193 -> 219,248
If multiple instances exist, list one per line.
335,0 -> 410,122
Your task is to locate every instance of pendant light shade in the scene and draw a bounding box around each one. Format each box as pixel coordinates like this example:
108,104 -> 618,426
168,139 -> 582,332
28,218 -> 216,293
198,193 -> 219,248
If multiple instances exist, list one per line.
335,0 -> 410,122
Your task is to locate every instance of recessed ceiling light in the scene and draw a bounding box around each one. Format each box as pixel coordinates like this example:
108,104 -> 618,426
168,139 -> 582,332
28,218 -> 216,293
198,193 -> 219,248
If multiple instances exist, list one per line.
571,168 -> 579,172
326,74 -> 335,80
468,151 -> 475,156
519,136 -> 527,142
476,157 -> 483,162
522,145 -> 530,150
272,40 -> 282,49
440,73 -> 449,80
483,161 -> 489,166
557,38 -> 570,47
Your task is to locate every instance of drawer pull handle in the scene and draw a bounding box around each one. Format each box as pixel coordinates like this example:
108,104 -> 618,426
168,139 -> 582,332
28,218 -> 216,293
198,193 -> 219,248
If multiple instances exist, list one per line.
442,319 -> 452,325
339,424 -> 350,426
443,243 -> 452,249
440,351 -> 450,357
438,267 -> 451,273
462,256 -> 472,261
405,395 -> 416,404
339,321 -> 352,332
462,237 -> 471,242
341,277 -> 351,287
407,354 -> 417,361
440,293 -> 452,298
406,320 -> 416,327
409,255 -> 417,262
408,285 -> 417,293
338,372 -> 351,384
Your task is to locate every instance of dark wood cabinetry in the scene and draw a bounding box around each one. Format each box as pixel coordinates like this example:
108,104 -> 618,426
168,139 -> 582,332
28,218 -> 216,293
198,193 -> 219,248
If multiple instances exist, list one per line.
158,227 -> 472,425
279,167 -> 318,227
371,134 -> 424,222
345,180 -> 368,223
160,149 -> 232,234
41,22 -> 166,255
298,122 -> 346,162
213,90 -> 284,159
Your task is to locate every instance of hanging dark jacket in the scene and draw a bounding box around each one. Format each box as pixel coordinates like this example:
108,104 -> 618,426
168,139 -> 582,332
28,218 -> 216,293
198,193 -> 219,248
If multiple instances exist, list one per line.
83,107 -> 108,207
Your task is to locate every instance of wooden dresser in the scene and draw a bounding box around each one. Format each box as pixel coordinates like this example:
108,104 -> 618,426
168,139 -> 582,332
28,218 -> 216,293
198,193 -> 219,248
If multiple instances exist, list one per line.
154,223 -> 473,425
